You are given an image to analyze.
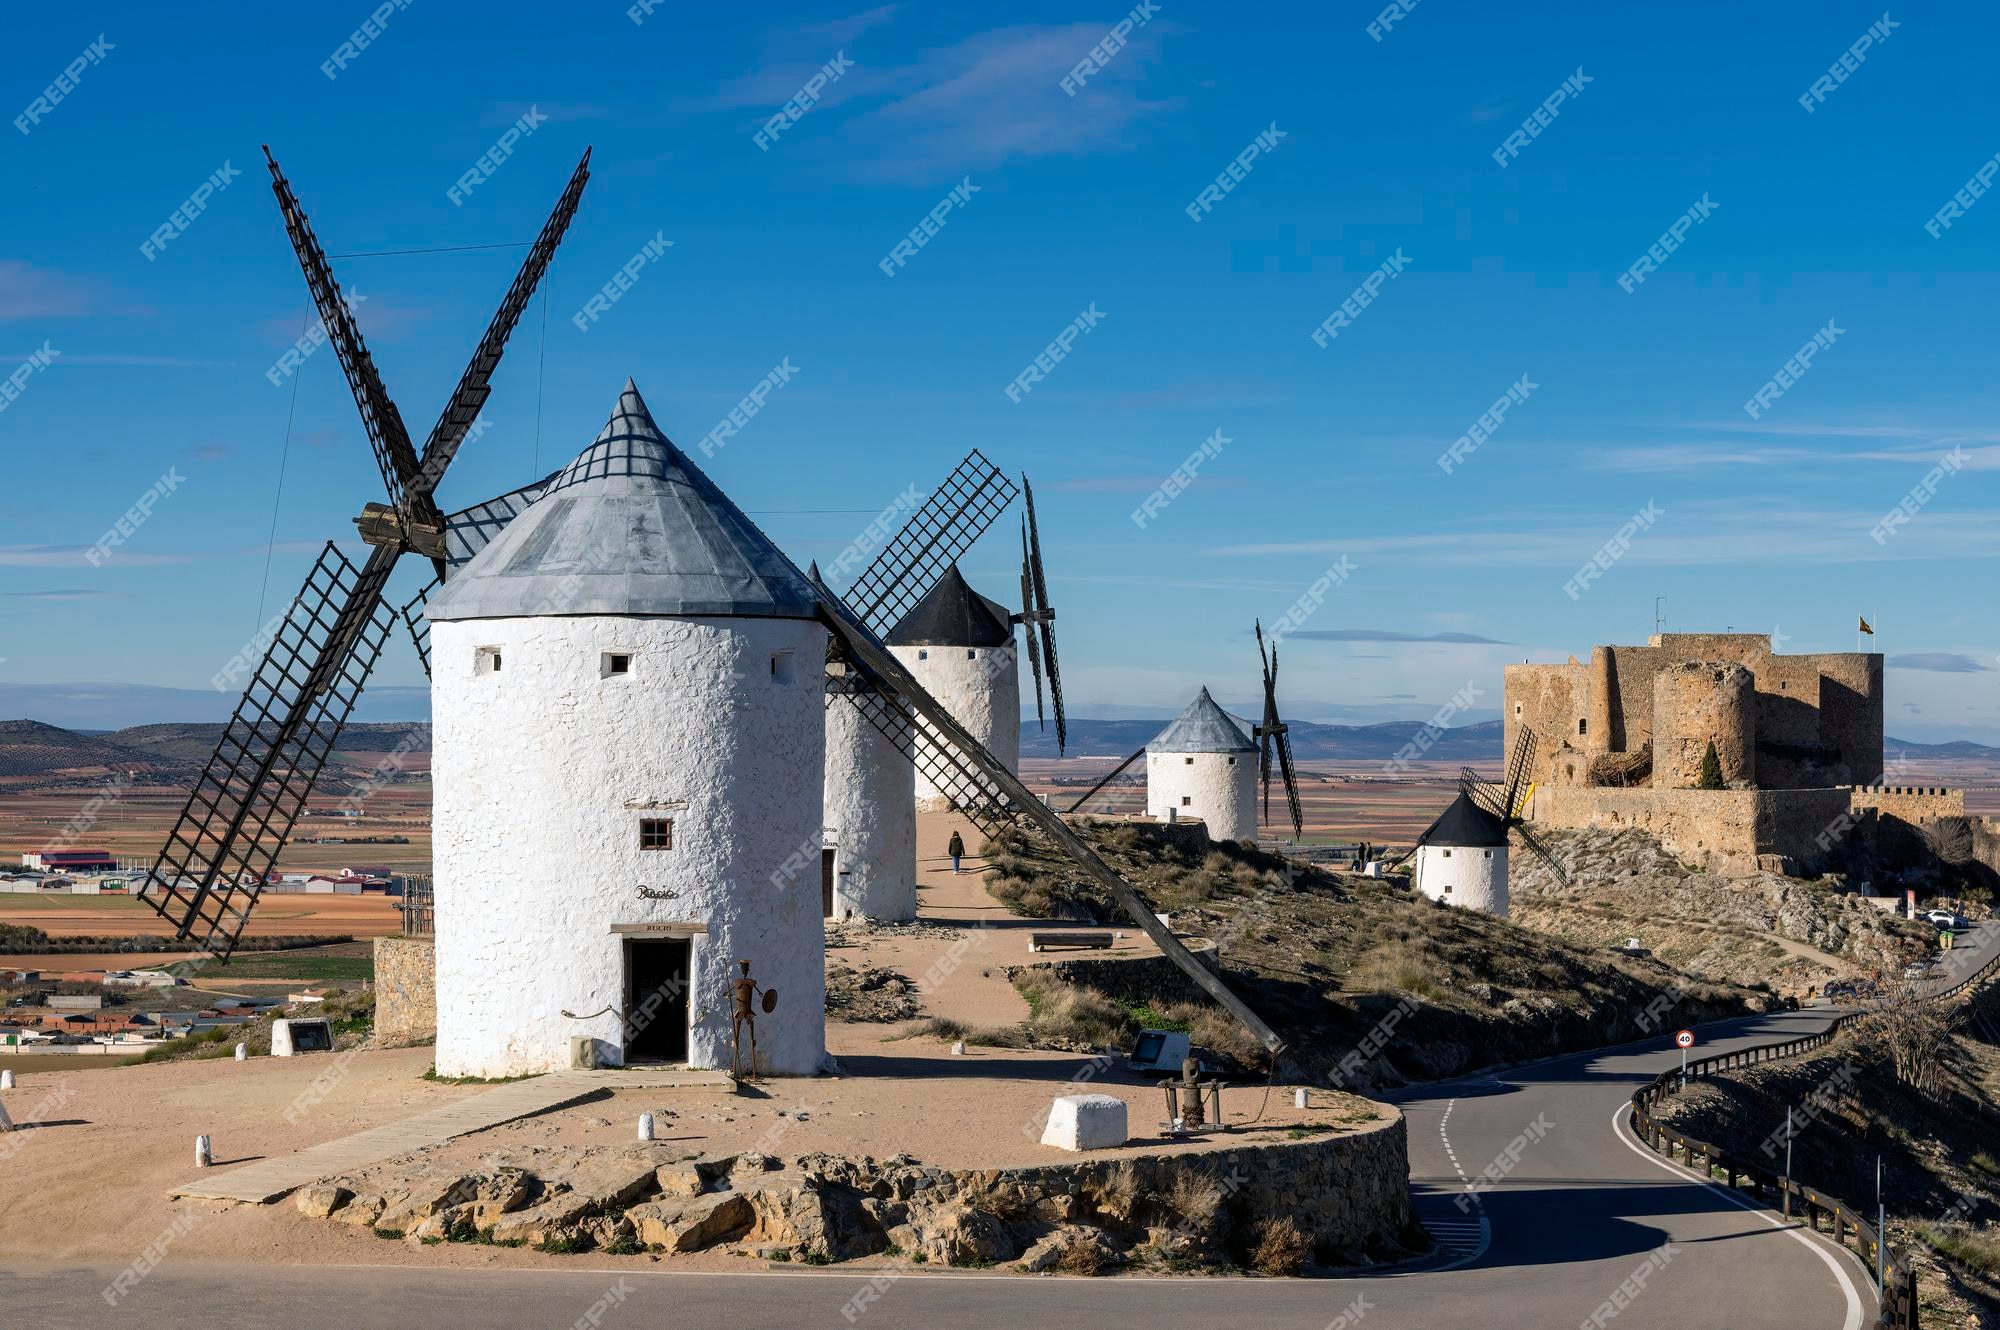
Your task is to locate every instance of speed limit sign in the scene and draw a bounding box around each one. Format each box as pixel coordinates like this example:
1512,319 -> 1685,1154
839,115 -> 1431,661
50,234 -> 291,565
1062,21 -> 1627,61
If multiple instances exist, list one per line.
1674,1029 -> 1695,1049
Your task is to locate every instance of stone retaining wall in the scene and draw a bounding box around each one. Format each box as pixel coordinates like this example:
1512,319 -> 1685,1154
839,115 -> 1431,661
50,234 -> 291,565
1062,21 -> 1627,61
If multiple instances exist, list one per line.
373,937 -> 436,1044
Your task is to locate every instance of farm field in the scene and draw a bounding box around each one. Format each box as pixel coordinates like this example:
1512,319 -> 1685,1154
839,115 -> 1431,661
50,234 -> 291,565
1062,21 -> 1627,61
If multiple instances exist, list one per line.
0,890 -> 403,940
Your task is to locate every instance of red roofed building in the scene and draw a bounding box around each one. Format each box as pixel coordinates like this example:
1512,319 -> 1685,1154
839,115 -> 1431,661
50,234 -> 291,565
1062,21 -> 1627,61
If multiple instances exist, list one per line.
22,849 -> 117,872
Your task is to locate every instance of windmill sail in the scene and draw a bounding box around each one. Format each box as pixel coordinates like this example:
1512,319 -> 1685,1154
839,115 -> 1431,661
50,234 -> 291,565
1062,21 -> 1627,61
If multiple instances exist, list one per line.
838,451 -> 1016,636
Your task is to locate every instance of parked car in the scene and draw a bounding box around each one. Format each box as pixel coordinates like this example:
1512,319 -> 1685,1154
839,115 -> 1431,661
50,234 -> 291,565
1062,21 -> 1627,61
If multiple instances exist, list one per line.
1925,910 -> 1973,931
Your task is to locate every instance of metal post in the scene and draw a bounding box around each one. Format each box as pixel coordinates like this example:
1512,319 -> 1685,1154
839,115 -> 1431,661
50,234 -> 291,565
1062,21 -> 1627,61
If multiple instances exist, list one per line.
1783,1117 -> 1793,1220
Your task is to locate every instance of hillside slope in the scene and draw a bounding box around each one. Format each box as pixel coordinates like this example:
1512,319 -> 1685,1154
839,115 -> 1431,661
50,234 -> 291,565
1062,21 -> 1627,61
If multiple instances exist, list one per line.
981,820 -> 1777,1088
0,720 -> 190,779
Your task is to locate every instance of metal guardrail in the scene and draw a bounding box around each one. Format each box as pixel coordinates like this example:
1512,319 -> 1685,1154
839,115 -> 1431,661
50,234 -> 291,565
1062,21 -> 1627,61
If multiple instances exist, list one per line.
1627,924 -> 2000,1330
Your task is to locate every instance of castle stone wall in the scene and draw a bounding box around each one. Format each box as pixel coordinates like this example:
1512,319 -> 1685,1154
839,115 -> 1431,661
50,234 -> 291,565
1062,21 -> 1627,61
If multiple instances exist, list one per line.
1533,785 -> 1852,875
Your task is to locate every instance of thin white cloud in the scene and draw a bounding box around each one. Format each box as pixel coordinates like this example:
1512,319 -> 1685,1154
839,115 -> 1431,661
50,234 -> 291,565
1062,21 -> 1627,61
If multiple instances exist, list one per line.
0,546 -> 196,568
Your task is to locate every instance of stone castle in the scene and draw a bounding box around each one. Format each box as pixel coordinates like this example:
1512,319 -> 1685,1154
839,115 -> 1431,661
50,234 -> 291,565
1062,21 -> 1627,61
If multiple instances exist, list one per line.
1504,633 -> 1975,876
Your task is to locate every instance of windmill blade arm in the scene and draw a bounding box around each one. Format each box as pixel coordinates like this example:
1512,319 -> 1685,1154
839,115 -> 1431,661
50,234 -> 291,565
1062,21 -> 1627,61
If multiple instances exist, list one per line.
414,149 -> 591,495
818,599 -> 1284,1055
400,578 -> 439,678
1275,731 -> 1304,839
1063,745 -> 1148,814
838,451 -> 1016,635
1022,476 -> 1065,753
263,148 -> 423,512
143,543 -> 399,959
1038,617 -> 1065,755
442,469 -> 562,571
1020,556 -> 1045,730
1515,823 -> 1571,888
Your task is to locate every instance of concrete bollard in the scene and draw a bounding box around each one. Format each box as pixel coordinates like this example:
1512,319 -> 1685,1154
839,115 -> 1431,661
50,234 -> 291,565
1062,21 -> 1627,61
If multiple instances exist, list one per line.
0,1068 -> 13,1089
195,1135 -> 212,1168
951,1040 -> 967,1056
637,1112 -> 654,1142
235,1043 -> 248,1062
0,1097 -> 12,1132
1294,1087 -> 1308,1109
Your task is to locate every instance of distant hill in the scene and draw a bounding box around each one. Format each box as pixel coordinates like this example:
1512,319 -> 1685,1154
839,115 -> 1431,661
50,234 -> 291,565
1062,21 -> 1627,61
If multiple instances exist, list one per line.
1883,737 -> 2000,761
0,719 -> 194,779
0,720 -> 434,779
1022,717 -> 1507,762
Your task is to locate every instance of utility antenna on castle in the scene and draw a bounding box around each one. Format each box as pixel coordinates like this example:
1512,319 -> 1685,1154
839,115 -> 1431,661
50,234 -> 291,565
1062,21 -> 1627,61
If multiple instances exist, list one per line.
1654,595 -> 1666,635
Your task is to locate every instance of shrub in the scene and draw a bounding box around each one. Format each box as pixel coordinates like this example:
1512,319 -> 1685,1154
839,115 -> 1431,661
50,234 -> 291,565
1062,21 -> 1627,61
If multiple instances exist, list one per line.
1249,1217 -> 1311,1275
1166,1168 -> 1224,1226
1057,1239 -> 1107,1276
1092,1162 -> 1139,1223
1695,741 -> 1724,790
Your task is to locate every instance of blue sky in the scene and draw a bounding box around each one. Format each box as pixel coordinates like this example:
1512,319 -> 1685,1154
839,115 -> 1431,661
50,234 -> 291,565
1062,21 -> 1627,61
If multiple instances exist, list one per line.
3,2 -> 1998,740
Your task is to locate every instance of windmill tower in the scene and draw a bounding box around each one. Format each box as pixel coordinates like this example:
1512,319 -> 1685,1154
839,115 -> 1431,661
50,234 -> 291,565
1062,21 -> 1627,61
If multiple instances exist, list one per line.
426,381 -> 830,1078
883,479 -> 1065,810
817,564 -> 918,922
1145,688 -> 1258,842
1410,727 -> 1569,917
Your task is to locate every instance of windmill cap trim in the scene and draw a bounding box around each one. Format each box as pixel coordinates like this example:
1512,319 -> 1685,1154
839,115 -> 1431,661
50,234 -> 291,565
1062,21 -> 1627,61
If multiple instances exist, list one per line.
426,379 -> 821,622
1148,686 -> 1257,753
1416,791 -> 1511,848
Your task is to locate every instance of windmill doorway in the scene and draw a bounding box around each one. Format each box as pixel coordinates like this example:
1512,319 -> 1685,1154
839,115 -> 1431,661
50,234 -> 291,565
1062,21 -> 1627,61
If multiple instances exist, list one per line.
623,937 -> 690,1063
822,848 -> 837,918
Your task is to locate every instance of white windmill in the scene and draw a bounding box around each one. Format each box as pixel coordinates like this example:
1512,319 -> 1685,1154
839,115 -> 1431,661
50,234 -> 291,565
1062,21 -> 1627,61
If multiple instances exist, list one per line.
426,382 -> 830,1078
1144,688 -> 1259,842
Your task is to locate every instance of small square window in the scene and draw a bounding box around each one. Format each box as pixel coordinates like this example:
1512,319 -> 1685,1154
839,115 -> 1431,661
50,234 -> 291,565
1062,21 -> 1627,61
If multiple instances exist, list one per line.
1181,796 -> 1192,806
1578,718 -> 1588,736
639,818 -> 673,851
602,652 -> 631,678
1483,849 -> 1493,859
770,652 -> 794,684
1443,880 -> 1452,893
476,647 -> 502,675
1515,703 -> 1522,716
917,649 -> 929,660
1227,756 -> 1236,766
966,649 -> 977,660
1185,757 -> 1194,765
1442,848 -> 1452,858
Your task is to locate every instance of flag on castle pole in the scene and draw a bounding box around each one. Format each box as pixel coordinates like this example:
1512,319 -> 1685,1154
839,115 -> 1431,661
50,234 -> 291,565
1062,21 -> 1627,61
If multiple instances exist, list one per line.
1857,614 -> 1874,652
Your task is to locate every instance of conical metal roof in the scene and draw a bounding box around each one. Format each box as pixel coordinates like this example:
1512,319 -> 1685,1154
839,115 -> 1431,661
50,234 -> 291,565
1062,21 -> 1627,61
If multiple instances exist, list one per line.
1416,791 -> 1511,848
427,380 -> 821,622
1148,687 -> 1256,754
885,565 -> 1013,647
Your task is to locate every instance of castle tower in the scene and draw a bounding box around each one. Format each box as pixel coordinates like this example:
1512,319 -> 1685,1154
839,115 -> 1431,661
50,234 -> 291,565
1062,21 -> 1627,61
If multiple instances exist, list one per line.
1412,792 -> 1509,915
1652,661 -> 1756,789
426,381 -> 829,1078
1144,687 -> 1259,842
819,565 -> 917,921
885,564 -> 1020,809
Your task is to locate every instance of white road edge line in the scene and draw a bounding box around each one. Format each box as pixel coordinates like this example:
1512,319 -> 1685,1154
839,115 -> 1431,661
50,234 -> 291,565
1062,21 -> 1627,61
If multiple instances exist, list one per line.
1608,1101 -> 1863,1330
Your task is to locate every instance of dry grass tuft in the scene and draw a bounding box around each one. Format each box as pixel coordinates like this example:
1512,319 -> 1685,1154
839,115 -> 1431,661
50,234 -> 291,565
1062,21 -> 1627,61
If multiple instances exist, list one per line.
1249,1216 -> 1312,1276
1167,1168 -> 1225,1226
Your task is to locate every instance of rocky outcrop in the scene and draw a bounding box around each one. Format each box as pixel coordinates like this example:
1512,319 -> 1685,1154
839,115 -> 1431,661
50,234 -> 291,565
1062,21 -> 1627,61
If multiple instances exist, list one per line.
300,1114 -> 1412,1271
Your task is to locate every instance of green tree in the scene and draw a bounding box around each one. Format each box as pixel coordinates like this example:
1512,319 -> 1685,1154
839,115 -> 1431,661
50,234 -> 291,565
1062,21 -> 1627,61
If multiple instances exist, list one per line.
1695,739 -> 1725,790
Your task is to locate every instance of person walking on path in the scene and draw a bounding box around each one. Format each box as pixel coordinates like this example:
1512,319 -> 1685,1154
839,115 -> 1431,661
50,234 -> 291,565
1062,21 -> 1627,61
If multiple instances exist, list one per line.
948,830 -> 965,874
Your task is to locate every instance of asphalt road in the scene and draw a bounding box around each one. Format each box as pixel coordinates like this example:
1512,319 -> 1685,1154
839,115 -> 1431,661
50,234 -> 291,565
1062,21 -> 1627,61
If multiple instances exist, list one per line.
19,924 -> 1996,1330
